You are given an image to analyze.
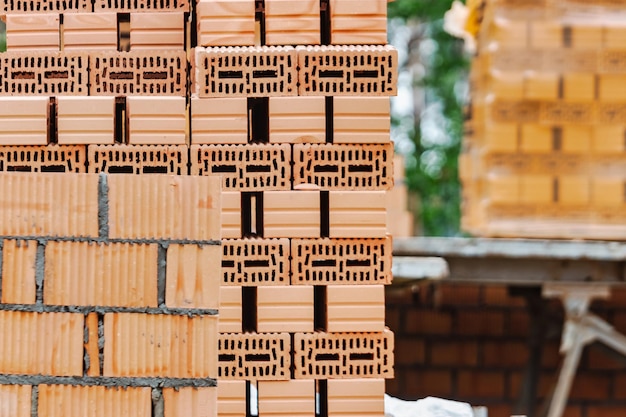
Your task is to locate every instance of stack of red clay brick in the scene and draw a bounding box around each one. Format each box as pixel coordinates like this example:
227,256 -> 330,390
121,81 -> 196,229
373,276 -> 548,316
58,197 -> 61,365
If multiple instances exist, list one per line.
462,0 -> 626,239
0,0 -> 396,415
208,1 -> 396,416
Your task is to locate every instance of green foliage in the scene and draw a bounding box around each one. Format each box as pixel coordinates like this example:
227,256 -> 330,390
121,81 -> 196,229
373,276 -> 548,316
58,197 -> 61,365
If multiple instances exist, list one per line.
389,0 -> 469,236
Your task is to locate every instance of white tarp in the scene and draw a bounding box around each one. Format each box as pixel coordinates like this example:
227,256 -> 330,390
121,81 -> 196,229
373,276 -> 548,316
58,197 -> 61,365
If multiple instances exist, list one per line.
385,395 -> 475,417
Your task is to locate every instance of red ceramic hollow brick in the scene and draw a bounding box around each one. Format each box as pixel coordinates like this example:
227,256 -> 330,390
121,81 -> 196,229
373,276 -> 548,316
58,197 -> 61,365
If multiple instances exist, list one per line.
63,13 -> 118,51
297,45 -> 397,96
219,287 -> 242,333
0,52 -> 88,95
194,46 -> 297,98
196,0 -> 256,47
327,285 -> 385,332
222,238 -> 290,285
130,12 -> 184,50
127,96 -> 187,144
217,380 -> 247,417
191,144 -> 291,190
166,243 -> 221,309
87,144 -> 188,175
293,329 -> 394,379
222,191 -> 242,239
92,0 -> 189,12
0,145 -> 86,173
163,387 -> 217,417
0,311 -> 83,376
329,0 -> 387,45
290,237 -> 392,285
1,239 -> 37,304
333,97 -> 390,144
90,51 -> 186,96
107,174 -> 221,240
0,172 -> 99,238
38,385 -> 152,417
257,286 -> 314,333
6,14 -> 60,51
257,380 -> 315,417
328,191 -> 387,238
268,97 -> 325,143
293,143 -> 394,190
104,313 -> 218,378
327,379 -> 385,416
191,97 -> 248,144
6,0 -> 90,13
218,332 -> 290,380
44,241 -> 159,308
85,312 -> 100,377
57,96 -> 115,145
263,191 -> 321,238
0,385 -> 31,417
0,97 -> 48,145
264,0 -> 320,46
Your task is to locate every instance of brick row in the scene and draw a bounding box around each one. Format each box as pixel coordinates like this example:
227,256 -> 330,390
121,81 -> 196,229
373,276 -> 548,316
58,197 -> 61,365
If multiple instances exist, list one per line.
220,237 -> 392,285
492,100 -> 626,124
0,51 -> 186,96
1,240 -> 220,308
193,45 -> 397,97
217,285 -> 385,333
0,96 -> 390,146
0,0 -> 187,12
220,190 -> 387,238
217,330 -> 393,380
0,171 -> 221,240
196,0 -> 388,47
218,332 -> 291,380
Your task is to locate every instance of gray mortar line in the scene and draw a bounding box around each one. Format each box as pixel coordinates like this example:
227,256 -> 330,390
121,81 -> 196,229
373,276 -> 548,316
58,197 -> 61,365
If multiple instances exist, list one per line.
97,174 -> 109,240
0,304 -> 217,316
157,244 -> 167,307
0,375 -> 217,388
83,315 -> 90,377
34,243 -> 45,304
97,313 -> 104,377
30,385 -> 38,417
0,235 -> 221,246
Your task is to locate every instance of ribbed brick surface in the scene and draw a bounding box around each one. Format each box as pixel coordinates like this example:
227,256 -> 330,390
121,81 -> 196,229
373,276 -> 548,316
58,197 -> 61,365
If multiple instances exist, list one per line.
38,385 -> 152,417
166,243 -> 220,309
163,387 -> 217,417
107,174 -> 221,240
0,385 -> 31,417
1,239 -> 37,304
0,172 -> 99,238
103,313 -> 218,378
257,380 -> 315,417
44,241 -> 159,307
217,380 -> 246,417
0,311 -> 83,376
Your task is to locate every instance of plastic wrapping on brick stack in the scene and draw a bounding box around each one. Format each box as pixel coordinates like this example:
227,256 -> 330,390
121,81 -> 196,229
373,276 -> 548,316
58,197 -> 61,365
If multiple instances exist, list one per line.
462,0 -> 626,239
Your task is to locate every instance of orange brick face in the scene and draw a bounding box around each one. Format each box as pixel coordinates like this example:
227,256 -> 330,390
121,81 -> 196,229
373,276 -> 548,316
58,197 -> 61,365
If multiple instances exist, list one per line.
329,0 -> 387,45
0,172 -> 99,238
56,97 -> 115,145
196,0 -> 256,47
0,97 -> 49,146
217,380 -> 247,417
107,174 -> 221,240
127,96 -> 187,145
268,97 -> 325,143
257,380 -> 315,417
62,13 -> 117,51
6,14 -> 60,51
1,239 -> 37,304
44,241 -> 159,307
0,311 -> 83,376
103,313 -> 218,378
263,191 -> 321,238
130,12 -> 185,50
38,385 -> 152,417
327,379 -> 385,416
219,287 -> 242,333
191,97 -> 248,144
326,285 -> 385,332
166,243 -> 221,309
163,387 -> 217,417
264,0 -> 320,45
0,385 -> 31,417
328,191 -> 387,238
257,286 -> 314,332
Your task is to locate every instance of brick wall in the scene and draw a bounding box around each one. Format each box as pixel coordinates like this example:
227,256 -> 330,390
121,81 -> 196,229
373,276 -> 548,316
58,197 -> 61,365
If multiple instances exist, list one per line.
387,282 -> 626,417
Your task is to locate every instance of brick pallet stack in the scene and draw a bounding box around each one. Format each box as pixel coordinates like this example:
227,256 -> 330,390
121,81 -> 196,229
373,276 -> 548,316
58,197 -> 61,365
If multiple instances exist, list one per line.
204,1 -> 396,416
462,0 -> 626,239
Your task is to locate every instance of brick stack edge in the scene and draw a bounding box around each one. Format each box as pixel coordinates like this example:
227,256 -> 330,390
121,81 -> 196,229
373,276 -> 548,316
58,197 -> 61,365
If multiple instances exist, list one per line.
462,0 -> 626,239
0,0 -> 397,416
